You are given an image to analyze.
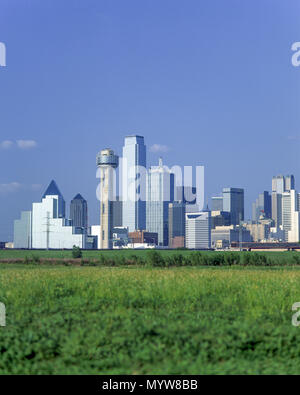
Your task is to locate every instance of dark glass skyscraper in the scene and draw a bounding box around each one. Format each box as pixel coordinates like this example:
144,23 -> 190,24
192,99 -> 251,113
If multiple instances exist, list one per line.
168,202 -> 185,247
222,188 -> 244,225
252,191 -> 272,222
70,194 -> 88,231
111,196 -> 123,228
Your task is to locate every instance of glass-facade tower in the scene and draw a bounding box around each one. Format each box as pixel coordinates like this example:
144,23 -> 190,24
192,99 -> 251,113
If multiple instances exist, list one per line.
223,188 -> 244,225
146,158 -> 174,246
252,191 -> 271,222
70,194 -> 88,232
122,135 -> 146,232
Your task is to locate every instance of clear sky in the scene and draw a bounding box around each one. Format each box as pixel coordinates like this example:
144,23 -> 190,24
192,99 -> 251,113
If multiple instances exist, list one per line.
0,0 -> 300,241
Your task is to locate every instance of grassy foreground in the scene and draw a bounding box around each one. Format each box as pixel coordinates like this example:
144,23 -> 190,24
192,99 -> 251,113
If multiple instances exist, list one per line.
0,248 -> 296,261
1,265 -> 300,374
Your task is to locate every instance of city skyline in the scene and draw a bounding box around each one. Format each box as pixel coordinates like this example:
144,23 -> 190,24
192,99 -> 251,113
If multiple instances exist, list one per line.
2,132 -> 300,242
1,0 -> 300,241
10,132 -> 300,249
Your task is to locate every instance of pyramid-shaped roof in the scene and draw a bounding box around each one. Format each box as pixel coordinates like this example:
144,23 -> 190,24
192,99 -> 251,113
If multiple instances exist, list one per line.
72,193 -> 85,201
42,180 -> 64,199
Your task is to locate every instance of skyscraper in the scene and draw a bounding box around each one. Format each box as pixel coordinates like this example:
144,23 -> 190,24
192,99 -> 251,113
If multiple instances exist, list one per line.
282,190 -> 300,242
272,193 -> 282,227
96,148 -> 119,249
211,196 -> 223,211
111,196 -> 123,228
42,180 -> 65,218
168,202 -> 186,248
252,191 -> 271,222
31,180 -> 85,249
272,175 -> 295,193
146,158 -> 174,246
222,188 -> 244,225
122,135 -> 146,232
176,186 -> 197,204
272,175 -> 295,227
14,211 -> 32,249
185,211 -> 211,249
70,194 -> 88,232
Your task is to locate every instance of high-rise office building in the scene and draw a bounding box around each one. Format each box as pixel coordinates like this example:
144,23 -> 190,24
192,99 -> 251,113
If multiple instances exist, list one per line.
272,175 -> 285,194
282,191 -> 291,241
122,135 -> 146,232
42,180 -> 66,218
168,202 -> 186,248
31,181 -> 86,249
272,175 -> 295,193
112,196 -> 123,228
252,191 -> 271,222
285,175 -> 295,192
272,193 -> 282,227
272,175 -> 295,227
176,186 -> 197,204
222,188 -> 244,225
185,211 -> 211,249
14,211 -> 32,249
14,180 -> 96,250
211,196 -> 223,211
146,158 -> 174,246
282,190 -> 300,242
211,211 -> 231,229
70,194 -> 88,232
96,148 -> 119,249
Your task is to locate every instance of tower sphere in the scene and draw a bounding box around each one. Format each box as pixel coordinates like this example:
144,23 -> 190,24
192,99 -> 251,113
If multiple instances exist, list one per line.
96,149 -> 119,168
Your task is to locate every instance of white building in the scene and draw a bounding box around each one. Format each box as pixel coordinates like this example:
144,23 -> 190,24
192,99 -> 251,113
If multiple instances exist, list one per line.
14,211 -> 32,248
91,225 -> 101,249
282,190 -> 300,242
32,196 -> 85,249
185,211 -> 211,249
14,180 -> 90,249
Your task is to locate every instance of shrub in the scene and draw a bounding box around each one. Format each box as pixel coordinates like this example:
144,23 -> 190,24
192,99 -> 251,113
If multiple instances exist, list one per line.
31,255 -> 41,264
126,255 -> 145,266
72,245 -> 82,259
147,250 -> 165,267
292,255 -> 300,265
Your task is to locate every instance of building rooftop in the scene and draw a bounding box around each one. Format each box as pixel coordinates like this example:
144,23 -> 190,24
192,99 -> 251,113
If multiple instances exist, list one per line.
72,193 -> 86,201
42,180 -> 64,199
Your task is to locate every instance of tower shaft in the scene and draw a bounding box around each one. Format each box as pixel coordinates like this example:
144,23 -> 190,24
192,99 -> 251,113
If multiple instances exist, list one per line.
96,149 -> 119,249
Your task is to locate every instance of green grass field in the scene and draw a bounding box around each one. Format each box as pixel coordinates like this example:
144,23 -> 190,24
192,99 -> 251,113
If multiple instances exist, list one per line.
1,263 -> 300,374
0,248 -> 296,262
0,248 -> 195,259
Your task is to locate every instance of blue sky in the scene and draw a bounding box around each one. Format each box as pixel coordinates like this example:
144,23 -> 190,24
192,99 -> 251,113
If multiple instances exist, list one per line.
0,0 -> 300,241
